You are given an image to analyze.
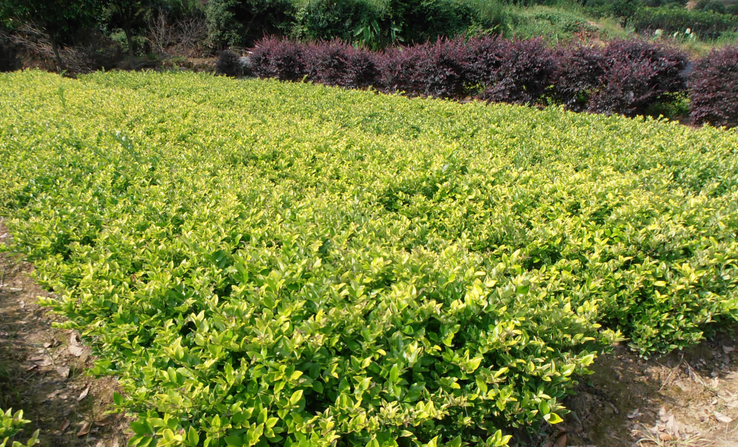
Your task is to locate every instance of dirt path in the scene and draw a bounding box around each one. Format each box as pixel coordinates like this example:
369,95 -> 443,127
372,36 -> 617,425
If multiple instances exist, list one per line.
550,332 -> 738,447
2,217 -> 738,447
0,221 -> 129,447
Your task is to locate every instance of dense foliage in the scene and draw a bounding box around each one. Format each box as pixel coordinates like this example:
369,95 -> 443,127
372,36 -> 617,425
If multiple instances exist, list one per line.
586,39 -> 688,116
249,37 -> 307,81
243,37 -> 697,118
0,0 -> 104,70
1,71 -> 738,446
205,0 -> 295,48
215,49 -> 244,77
0,31 -> 21,72
0,408 -> 39,447
690,45 -> 738,127
629,6 -> 738,39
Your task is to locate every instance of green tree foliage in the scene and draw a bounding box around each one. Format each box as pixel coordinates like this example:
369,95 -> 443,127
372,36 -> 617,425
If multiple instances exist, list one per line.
206,0 -> 296,48
0,0 -> 103,71
694,0 -> 727,14
389,0 -> 477,43
103,0 -> 155,66
292,0 -> 384,43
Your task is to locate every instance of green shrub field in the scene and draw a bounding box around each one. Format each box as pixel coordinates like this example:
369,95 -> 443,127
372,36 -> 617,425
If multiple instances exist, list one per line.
1,71 -> 738,446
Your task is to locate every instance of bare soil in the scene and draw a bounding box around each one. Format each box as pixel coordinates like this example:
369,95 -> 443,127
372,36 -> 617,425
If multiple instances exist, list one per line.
2,217 -> 738,447
0,221 -> 129,447
554,331 -> 738,447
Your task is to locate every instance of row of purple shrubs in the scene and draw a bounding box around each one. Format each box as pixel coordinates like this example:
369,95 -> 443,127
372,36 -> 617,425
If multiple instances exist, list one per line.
216,37 -> 738,127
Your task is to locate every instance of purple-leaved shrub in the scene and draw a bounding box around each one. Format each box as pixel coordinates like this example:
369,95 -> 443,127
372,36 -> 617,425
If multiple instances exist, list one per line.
378,45 -> 424,94
410,38 -> 470,99
481,38 -> 556,106
553,45 -> 605,112
588,39 -> 688,116
690,45 -> 738,127
250,37 -> 306,82
304,40 -> 350,86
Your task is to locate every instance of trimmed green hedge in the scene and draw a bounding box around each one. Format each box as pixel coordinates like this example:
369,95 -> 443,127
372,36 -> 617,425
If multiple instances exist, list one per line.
1,71 -> 737,446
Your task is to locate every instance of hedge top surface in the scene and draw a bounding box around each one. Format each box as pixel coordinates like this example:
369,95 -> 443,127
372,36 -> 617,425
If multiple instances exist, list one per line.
0,70 -> 737,447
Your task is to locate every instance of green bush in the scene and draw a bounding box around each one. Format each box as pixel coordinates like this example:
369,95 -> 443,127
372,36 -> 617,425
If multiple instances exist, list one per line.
503,7 -> 598,40
694,0 -> 727,14
630,6 -> 738,39
390,0 -> 478,43
2,71 -> 738,446
206,0 -> 296,48
292,0 -> 383,42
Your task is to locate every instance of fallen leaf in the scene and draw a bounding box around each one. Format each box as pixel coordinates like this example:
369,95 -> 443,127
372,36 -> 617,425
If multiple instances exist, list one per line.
60,419 -> 70,432
77,385 -> 90,402
68,344 -> 85,357
723,346 -> 735,354
627,409 -> 641,419
665,414 -> 680,438
77,421 -> 91,437
554,434 -> 567,447
714,411 -> 733,423
659,433 -> 675,441
659,407 -> 669,422
26,364 -> 38,372
56,366 -> 70,379
34,357 -> 52,367
93,417 -> 110,427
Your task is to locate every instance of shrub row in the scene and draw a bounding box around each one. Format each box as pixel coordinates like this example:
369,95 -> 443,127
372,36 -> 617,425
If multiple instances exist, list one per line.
3,70 -> 738,447
630,7 -> 738,39
218,37 -> 738,126
690,45 -> 738,127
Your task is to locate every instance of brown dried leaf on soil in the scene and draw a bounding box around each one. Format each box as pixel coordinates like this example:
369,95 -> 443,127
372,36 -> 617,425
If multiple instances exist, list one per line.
77,421 -> 91,437
77,385 -> 90,402
714,411 -> 733,423
56,365 -> 70,378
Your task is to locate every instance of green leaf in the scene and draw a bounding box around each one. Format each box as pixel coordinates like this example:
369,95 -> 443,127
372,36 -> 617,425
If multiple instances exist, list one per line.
187,427 -> 199,446
289,390 -> 303,406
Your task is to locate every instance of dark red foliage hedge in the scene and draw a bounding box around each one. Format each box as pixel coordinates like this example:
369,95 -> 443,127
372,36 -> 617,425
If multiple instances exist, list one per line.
410,38 -> 469,99
690,46 -> 738,127
246,37 -> 735,127
341,46 -> 380,89
588,39 -> 688,116
303,40 -> 381,89
553,45 -> 605,113
463,36 -> 509,87
378,45 -> 424,94
304,40 -> 350,86
249,37 -> 306,82
481,38 -> 556,105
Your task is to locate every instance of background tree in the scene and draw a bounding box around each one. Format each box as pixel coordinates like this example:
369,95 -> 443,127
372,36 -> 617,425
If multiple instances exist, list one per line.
103,0 -> 155,67
206,0 -> 296,49
0,0 -> 103,72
